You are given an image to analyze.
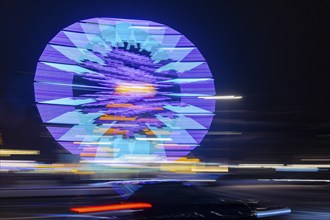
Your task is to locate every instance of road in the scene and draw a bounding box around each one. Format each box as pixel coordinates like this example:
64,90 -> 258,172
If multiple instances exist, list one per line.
200,180 -> 330,220
0,180 -> 329,219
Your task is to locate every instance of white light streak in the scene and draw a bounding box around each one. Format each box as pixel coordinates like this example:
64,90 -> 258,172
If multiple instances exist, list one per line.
186,179 -> 216,182
258,179 -> 330,183
135,137 -> 172,141
73,142 -> 112,145
198,95 -> 243,100
231,164 -> 330,169
255,208 -> 291,218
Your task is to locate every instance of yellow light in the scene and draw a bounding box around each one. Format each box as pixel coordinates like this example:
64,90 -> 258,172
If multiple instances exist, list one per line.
115,84 -> 155,94
160,164 -> 196,174
191,166 -> 228,173
0,149 -> 40,156
175,157 -> 200,163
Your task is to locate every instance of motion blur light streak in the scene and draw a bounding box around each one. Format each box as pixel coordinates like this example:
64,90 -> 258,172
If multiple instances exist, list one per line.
34,17 -> 215,163
1,2 -> 329,220
258,179 -> 330,183
135,137 -> 173,141
275,167 -> 319,172
254,208 -> 291,218
198,95 -> 243,99
0,149 -> 40,156
70,202 -> 152,213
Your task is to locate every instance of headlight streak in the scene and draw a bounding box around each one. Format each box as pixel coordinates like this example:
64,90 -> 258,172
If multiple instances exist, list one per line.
254,208 -> 291,218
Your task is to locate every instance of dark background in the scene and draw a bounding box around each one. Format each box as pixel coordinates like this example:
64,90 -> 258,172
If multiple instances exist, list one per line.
1,0 -> 329,164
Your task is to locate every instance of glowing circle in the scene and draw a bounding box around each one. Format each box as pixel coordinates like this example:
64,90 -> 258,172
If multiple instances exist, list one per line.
34,18 -> 215,161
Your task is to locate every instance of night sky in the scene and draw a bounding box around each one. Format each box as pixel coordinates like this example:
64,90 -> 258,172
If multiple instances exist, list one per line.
1,0 -> 329,164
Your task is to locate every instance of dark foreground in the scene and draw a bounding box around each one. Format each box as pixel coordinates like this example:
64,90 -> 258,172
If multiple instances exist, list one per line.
0,180 -> 328,219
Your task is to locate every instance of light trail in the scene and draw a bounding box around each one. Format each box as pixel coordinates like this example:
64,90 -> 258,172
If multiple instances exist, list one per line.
71,202 -> 152,213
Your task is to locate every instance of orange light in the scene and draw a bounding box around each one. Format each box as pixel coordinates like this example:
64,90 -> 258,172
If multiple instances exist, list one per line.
100,115 -> 136,121
105,128 -> 128,135
145,130 -> 170,135
115,84 -> 155,94
176,157 -> 200,163
153,107 -> 164,110
79,153 -> 96,157
70,202 -> 152,213
106,103 -> 134,108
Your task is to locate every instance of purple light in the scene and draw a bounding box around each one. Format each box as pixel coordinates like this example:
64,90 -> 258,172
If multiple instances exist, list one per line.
34,18 -> 215,162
